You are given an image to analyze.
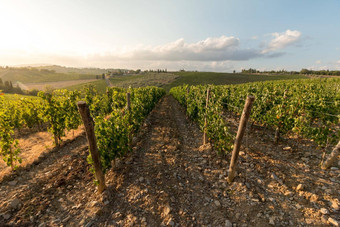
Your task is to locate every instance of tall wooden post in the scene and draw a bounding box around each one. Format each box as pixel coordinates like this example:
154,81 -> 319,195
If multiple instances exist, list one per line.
10,147 -> 14,171
227,95 -> 255,183
321,141 -> 340,169
203,88 -> 210,145
77,101 -> 106,193
126,93 -> 132,149
274,128 -> 280,144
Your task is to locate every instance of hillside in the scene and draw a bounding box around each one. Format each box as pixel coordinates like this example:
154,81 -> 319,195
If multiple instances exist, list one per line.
64,73 -> 178,93
0,67 -> 311,93
0,95 -> 339,226
163,72 -> 308,91
0,67 -> 97,83
35,65 -> 113,75
64,71 -> 309,94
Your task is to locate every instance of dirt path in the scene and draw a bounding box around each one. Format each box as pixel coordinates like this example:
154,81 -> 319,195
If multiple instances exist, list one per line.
105,77 -> 113,87
94,95 -> 233,226
0,95 -> 339,226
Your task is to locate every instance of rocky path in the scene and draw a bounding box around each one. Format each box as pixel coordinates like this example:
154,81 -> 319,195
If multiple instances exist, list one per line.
93,95 -> 233,226
0,95 -> 339,226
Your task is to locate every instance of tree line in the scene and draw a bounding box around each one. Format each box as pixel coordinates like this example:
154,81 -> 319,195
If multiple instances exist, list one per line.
0,78 -> 39,96
241,68 -> 340,76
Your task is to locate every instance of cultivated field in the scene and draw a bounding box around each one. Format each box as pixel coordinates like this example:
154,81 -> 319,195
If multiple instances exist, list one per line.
64,73 -> 178,93
23,79 -> 98,91
64,71 -> 309,93
0,67 -> 97,83
0,73 -> 339,226
163,71 -> 308,91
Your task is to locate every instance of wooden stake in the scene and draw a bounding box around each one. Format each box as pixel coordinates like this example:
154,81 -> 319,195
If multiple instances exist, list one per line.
227,95 -> 255,183
274,127 -> 280,144
127,93 -> 132,149
321,141 -> 340,169
203,88 -> 210,145
10,147 -> 13,171
54,135 -> 59,147
77,101 -> 106,193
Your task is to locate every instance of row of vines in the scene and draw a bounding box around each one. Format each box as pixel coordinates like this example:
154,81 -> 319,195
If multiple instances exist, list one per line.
0,86 -> 165,172
170,78 -> 340,154
85,86 -> 165,174
0,90 -> 82,169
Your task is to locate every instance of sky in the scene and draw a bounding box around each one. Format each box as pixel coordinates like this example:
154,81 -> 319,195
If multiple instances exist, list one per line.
0,0 -> 340,72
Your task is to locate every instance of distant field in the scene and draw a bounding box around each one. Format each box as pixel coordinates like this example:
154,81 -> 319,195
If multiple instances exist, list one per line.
5,69 -> 310,94
109,73 -> 178,88
23,79 -> 98,90
35,65 -> 109,75
0,68 -> 97,83
163,72 -> 308,91
65,80 -> 108,94
63,72 -> 309,93
64,73 -> 178,93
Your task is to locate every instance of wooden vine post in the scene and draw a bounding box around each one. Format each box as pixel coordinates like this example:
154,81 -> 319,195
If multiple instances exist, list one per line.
274,128 -> 280,144
9,147 -> 14,170
227,95 -> 255,183
126,92 -> 132,149
77,101 -> 106,193
47,95 -> 59,147
321,141 -> 340,169
203,88 -> 211,145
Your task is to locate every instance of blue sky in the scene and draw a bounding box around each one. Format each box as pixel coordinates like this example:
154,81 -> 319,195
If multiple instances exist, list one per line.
0,0 -> 340,71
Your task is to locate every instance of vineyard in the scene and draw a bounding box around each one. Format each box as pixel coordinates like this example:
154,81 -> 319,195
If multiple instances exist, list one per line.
0,78 -> 339,226
170,78 -> 340,153
0,86 -> 165,173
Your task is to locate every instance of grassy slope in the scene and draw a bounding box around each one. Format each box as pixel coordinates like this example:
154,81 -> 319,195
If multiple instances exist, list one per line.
64,72 -> 309,94
64,73 -> 178,94
109,73 -> 178,88
36,65 -> 109,75
163,72 -> 308,91
0,68 -> 97,83
65,80 -> 108,94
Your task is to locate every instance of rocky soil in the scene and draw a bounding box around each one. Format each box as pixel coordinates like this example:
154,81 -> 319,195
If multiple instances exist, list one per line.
0,95 -> 339,226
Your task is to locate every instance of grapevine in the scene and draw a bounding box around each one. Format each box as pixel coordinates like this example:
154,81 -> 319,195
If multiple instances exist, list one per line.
170,78 -> 340,153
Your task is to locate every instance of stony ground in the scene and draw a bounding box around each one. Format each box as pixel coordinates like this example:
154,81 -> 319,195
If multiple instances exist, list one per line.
0,128 -> 84,180
0,95 -> 339,226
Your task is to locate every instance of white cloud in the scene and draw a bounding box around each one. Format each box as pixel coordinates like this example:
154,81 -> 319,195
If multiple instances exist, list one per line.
315,60 -> 321,64
0,31 -> 304,70
121,36 -> 261,61
308,60 -> 340,71
263,30 -> 302,53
